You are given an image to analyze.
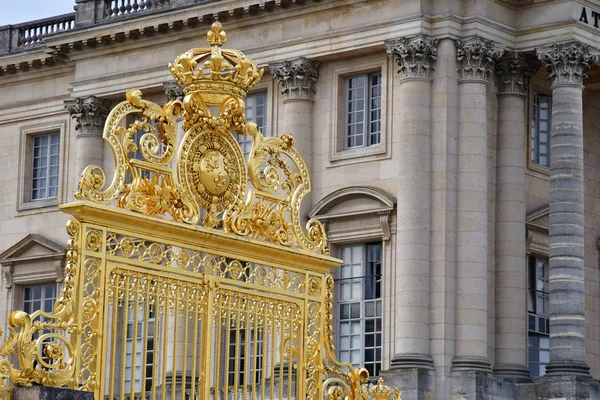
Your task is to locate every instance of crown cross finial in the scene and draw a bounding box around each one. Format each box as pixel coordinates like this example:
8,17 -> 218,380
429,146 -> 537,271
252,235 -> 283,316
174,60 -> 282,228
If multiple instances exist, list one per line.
207,22 -> 226,47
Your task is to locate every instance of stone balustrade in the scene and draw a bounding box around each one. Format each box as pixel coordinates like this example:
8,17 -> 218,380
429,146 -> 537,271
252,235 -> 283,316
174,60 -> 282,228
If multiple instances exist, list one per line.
0,13 -> 75,53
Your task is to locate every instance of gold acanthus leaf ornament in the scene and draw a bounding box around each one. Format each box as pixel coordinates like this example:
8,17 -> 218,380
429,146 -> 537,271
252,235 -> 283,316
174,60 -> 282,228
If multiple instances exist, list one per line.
73,22 -> 328,254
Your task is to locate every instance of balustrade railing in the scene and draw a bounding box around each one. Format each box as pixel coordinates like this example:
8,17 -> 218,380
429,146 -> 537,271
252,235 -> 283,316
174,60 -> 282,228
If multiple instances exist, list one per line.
0,13 -> 75,53
17,13 -> 75,47
105,0 -> 171,18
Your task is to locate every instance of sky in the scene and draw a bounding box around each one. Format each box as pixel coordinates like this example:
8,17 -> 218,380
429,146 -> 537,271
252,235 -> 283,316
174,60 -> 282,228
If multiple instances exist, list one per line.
0,0 -> 76,26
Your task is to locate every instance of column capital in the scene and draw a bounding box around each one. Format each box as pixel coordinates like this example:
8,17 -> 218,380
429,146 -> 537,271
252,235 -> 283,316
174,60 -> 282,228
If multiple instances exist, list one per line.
537,41 -> 599,87
455,36 -> 504,82
269,56 -> 320,101
163,80 -> 184,102
385,35 -> 438,81
495,51 -> 540,95
64,96 -> 111,136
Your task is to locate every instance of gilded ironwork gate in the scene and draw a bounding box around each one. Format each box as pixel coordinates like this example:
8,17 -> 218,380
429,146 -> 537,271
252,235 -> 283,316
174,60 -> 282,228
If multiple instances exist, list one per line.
0,22 -> 400,400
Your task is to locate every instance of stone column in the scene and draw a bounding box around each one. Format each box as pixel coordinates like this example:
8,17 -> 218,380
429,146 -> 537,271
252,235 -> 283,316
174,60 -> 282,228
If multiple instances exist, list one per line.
65,96 -> 111,178
384,35 -> 437,370
537,41 -> 599,376
269,57 -> 319,221
493,51 -> 538,381
453,37 -> 503,372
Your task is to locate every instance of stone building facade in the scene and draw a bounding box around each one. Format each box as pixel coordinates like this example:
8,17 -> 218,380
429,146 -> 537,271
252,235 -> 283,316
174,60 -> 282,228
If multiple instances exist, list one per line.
3,0 -> 600,398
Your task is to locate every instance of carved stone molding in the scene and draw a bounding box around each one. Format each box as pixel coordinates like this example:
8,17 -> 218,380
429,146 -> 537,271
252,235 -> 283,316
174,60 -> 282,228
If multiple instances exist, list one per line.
269,57 -> 320,101
163,80 -> 184,102
385,35 -> 438,81
2,262 -> 13,289
64,96 -> 111,137
455,36 -> 505,82
537,41 -> 600,86
495,51 -> 540,94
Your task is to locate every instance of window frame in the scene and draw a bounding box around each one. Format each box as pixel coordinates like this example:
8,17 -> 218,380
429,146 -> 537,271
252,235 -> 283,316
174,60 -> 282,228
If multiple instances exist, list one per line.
526,80 -> 552,176
530,92 -> 552,168
329,55 -> 390,165
334,242 -> 383,378
342,72 -> 382,150
237,90 -> 269,159
527,254 -> 550,378
18,121 -> 67,212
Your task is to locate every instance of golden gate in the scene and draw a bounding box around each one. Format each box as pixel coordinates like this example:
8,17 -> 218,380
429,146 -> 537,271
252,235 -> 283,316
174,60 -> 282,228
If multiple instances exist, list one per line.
0,22 -> 400,400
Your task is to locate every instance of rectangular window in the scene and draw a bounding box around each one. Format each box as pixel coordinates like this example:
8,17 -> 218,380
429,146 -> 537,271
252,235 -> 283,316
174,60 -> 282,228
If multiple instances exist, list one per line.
531,93 -> 551,167
527,255 -> 549,377
31,132 -> 60,201
227,328 -> 263,386
22,283 -> 57,316
124,309 -> 155,393
22,283 -> 58,365
238,91 -> 268,158
344,73 -> 381,150
335,243 -> 382,377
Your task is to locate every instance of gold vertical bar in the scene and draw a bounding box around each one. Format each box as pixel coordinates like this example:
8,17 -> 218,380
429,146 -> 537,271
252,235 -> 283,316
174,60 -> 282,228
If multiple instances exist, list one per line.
270,309 -> 275,400
251,302 -> 259,400
161,283 -> 170,400
108,273 -> 120,400
189,288 -> 199,400
130,276 -> 140,400
119,275 -> 130,400
279,307 -> 284,400
214,297 -> 222,400
151,281 -> 160,400
140,277 -> 150,400
244,301 -> 251,399
181,286 -> 190,400
233,299 -> 242,397
199,278 -> 215,400
171,290 -> 179,400
223,299 -> 232,399
261,303 -> 267,400
287,308 -> 293,400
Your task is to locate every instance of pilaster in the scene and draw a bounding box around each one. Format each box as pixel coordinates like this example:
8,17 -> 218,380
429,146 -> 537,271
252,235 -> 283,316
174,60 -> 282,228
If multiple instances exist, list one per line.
453,36 -> 504,372
537,41 -> 599,377
269,57 -> 320,222
65,96 -> 110,177
493,51 -> 538,382
384,35 -> 437,371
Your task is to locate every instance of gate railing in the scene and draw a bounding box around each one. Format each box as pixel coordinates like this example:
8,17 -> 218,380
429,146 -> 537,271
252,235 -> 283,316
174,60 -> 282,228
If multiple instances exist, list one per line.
0,22 -> 401,400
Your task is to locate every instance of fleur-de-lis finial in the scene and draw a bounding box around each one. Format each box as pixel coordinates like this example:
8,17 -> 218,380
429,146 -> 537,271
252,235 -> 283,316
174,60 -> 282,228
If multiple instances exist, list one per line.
207,21 -> 226,47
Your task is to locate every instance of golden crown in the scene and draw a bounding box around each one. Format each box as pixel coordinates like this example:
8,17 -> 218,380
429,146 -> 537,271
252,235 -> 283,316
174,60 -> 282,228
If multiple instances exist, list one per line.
168,22 -> 264,105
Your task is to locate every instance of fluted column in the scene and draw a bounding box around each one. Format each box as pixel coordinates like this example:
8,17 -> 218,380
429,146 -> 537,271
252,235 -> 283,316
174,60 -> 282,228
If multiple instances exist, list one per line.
493,51 -> 538,381
270,57 -> 319,221
537,41 -> 599,376
453,37 -> 503,372
385,36 -> 437,370
65,96 -> 111,177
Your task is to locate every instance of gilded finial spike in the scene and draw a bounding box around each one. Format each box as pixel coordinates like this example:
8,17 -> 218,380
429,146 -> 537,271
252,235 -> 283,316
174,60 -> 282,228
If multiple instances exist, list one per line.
207,21 -> 226,47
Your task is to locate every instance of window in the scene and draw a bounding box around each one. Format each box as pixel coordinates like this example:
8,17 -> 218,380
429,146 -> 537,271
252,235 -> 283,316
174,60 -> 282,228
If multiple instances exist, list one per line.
335,243 -> 382,377
31,132 -> 60,201
238,92 -> 268,158
22,283 -> 58,364
124,309 -> 155,393
227,328 -> 263,386
531,93 -> 551,167
344,73 -> 381,150
22,283 -> 57,316
527,255 -> 549,377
